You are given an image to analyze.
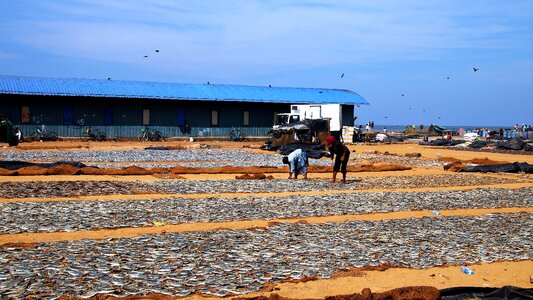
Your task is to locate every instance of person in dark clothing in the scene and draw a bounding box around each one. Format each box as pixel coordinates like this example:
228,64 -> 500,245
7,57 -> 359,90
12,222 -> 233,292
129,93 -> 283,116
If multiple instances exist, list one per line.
181,121 -> 191,134
326,135 -> 350,184
356,125 -> 363,142
499,128 -> 504,141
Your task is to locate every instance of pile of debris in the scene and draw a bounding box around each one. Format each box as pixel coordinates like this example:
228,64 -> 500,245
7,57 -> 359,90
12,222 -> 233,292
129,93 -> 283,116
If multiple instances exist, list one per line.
262,119 -> 330,158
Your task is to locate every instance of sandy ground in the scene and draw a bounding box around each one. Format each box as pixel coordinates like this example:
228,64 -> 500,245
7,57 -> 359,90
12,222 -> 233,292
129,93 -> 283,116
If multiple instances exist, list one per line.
1,140 -> 532,299
227,260 -> 533,299
349,143 -> 533,164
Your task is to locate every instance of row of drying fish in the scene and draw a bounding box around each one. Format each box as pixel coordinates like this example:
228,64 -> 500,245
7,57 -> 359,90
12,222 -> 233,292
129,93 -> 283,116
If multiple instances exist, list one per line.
0,173 -> 523,199
1,213 -> 530,298
1,186 -> 531,235
0,149 -> 442,168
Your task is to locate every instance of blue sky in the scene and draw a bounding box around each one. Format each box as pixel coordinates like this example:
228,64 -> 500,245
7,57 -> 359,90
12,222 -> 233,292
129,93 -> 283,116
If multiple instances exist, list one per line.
1,0 -> 532,127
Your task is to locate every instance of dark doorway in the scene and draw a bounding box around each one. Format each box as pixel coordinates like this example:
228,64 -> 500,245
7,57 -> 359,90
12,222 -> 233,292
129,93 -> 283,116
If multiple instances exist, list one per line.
177,109 -> 185,126
104,107 -> 113,125
63,107 -> 73,125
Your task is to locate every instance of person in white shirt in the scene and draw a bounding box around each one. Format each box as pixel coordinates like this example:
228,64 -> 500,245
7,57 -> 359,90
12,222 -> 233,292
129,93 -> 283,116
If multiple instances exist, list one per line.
282,149 -> 309,179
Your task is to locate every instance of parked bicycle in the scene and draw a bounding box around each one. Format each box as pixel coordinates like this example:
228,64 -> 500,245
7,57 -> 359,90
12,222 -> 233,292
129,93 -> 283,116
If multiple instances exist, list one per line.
81,127 -> 106,142
138,127 -> 164,142
31,127 -> 58,141
227,127 -> 247,142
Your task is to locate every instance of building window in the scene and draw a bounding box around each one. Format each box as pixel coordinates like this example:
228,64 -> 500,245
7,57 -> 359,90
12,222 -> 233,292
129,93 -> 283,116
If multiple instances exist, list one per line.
142,109 -> 150,125
243,111 -> 250,126
21,106 -> 30,124
211,110 -> 218,126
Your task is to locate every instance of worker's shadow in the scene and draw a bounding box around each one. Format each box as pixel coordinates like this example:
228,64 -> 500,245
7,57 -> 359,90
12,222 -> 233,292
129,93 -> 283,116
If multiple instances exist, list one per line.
346,178 -> 362,184
334,178 -> 362,184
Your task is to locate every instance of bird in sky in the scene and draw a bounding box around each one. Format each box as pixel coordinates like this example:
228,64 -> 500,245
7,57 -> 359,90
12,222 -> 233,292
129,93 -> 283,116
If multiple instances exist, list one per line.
473,67 -> 479,72
447,76 -> 450,80
340,73 -> 344,78
207,81 -> 210,85
269,84 -> 271,87
144,55 -> 148,58
401,94 -> 404,97
107,77 -> 111,80
155,50 -> 160,53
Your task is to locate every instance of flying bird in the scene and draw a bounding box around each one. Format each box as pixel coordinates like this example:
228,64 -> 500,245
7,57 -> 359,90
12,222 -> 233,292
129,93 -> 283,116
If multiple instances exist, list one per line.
401,94 -> 404,97
269,84 -> 271,88
144,55 -> 148,58
340,73 -> 344,78
155,49 -> 160,53
107,77 -> 111,80
207,81 -> 210,85
447,76 -> 450,80
473,67 -> 479,72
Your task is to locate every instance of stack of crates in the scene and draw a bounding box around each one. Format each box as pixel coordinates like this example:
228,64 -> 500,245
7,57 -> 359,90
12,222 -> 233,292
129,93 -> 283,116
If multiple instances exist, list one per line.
342,126 -> 355,143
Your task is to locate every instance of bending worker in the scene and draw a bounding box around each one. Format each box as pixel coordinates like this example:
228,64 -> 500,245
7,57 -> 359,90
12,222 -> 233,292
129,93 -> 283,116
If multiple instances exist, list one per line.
326,135 -> 350,184
282,149 -> 309,179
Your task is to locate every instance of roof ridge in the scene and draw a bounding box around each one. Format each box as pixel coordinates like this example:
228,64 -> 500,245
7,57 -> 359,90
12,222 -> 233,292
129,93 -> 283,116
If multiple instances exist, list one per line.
0,74 -> 369,105
0,74 -> 353,91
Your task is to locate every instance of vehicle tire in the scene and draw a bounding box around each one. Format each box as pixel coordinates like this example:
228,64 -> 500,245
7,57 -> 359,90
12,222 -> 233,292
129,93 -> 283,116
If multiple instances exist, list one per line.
152,132 -> 162,142
48,132 -> 59,141
32,132 -> 42,142
138,132 -> 147,142
239,133 -> 247,142
82,133 -> 91,142
8,135 -> 19,146
96,132 -> 106,142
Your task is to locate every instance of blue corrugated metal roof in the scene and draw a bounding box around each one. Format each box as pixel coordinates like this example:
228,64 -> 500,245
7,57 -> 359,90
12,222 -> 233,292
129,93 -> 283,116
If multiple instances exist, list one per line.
0,75 -> 368,105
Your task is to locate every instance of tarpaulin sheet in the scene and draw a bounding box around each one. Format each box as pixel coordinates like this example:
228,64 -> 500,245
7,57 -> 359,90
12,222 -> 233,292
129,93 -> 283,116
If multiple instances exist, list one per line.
459,162 -> 533,174
440,286 -> 532,300
144,146 -> 170,150
468,140 -> 489,148
496,138 -> 533,151
0,161 -> 88,170
277,143 -> 327,159
429,139 -> 465,146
